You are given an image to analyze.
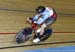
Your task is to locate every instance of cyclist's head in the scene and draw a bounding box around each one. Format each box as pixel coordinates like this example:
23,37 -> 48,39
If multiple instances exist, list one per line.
36,6 -> 46,13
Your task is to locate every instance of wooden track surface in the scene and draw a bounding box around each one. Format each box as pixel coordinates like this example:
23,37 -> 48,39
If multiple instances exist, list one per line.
0,0 -> 75,52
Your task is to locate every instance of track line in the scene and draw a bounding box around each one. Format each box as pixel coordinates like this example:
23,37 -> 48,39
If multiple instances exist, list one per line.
54,32 -> 75,33
0,41 -> 75,49
0,8 -> 75,16
0,32 -> 75,35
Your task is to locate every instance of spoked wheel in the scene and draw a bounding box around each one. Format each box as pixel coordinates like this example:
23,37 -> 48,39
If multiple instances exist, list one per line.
15,27 -> 32,44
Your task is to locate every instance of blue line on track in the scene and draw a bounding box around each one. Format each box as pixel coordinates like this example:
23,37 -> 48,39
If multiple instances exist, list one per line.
23,46 -> 75,52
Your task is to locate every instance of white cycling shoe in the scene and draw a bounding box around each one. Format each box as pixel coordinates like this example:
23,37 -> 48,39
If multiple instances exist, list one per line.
33,38 -> 40,43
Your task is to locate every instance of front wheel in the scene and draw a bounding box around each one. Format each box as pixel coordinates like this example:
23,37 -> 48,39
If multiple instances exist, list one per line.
15,27 -> 32,44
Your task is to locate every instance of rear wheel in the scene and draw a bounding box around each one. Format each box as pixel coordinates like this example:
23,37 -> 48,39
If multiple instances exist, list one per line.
40,28 -> 52,41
